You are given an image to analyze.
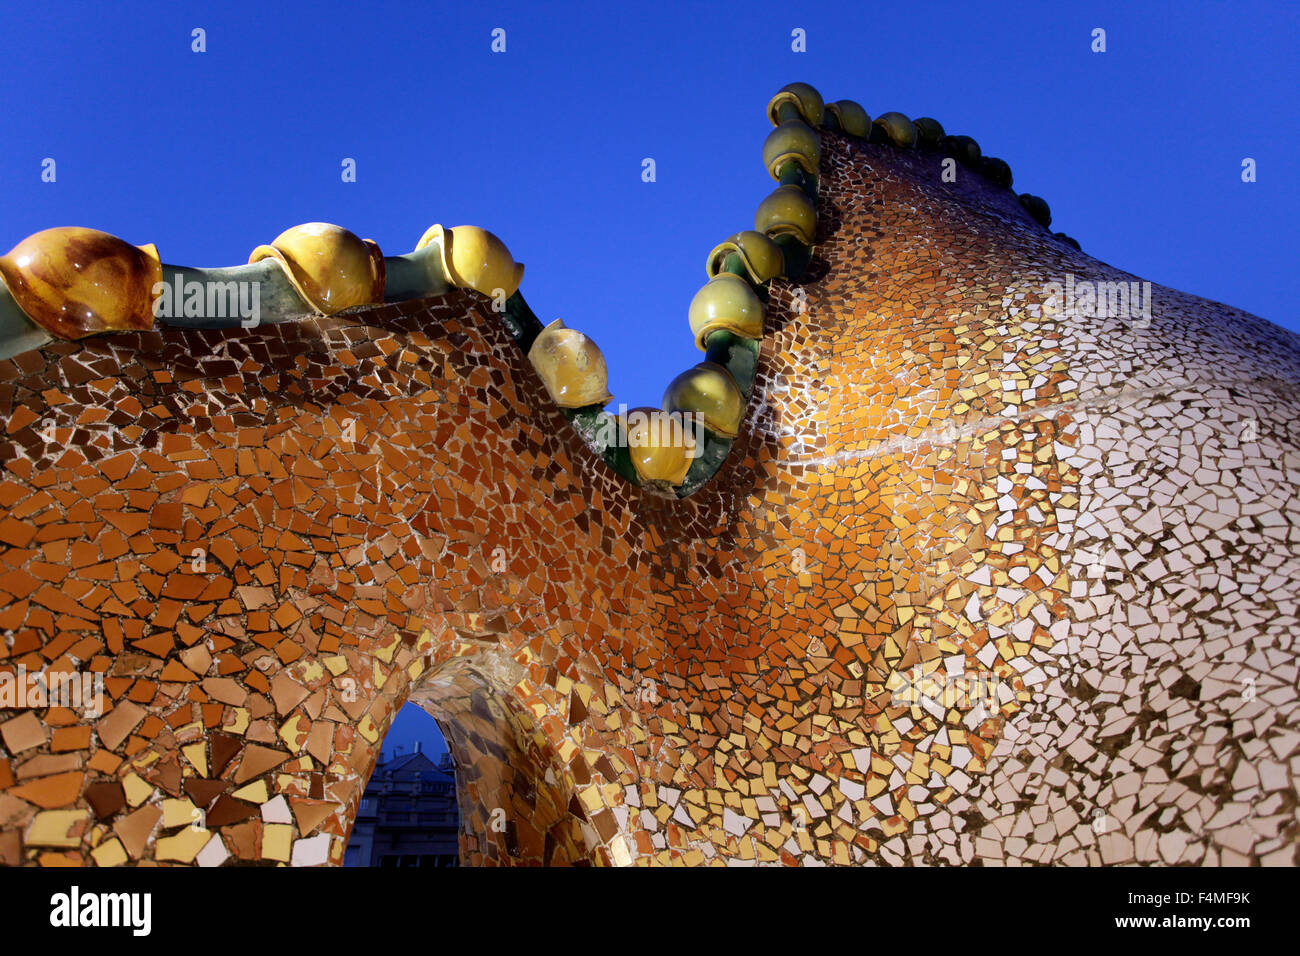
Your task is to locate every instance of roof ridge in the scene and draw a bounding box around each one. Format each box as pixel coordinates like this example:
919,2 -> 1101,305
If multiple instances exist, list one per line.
0,82 -> 1080,499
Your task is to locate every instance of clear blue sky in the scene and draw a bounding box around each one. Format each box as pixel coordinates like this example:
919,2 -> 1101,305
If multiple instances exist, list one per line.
2,1 -> 1295,409
381,703 -> 448,763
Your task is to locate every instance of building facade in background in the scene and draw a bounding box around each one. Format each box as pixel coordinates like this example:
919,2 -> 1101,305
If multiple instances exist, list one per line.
344,745 -> 460,867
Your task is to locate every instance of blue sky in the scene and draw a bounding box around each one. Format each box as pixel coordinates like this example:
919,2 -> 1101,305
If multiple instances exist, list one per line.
381,703 -> 448,763
2,0 -> 1296,411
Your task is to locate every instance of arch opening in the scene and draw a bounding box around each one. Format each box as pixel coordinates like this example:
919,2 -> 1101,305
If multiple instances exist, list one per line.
345,652 -> 597,867
343,705 -> 459,868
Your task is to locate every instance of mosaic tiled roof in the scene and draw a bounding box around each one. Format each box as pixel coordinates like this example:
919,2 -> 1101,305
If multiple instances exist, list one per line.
1,83 -> 1297,867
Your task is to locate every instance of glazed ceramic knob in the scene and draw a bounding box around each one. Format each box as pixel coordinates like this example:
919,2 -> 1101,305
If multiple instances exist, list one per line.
662,361 -> 745,439
527,318 -> 614,409
766,82 -> 825,128
873,112 -> 917,149
980,156 -> 1013,189
416,224 -> 524,300
912,117 -> 945,148
705,230 -> 785,285
0,227 -> 162,340
622,406 -> 694,486
825,100 -> 871,139
762,120 -> 821,180
754,185 -> 817,246
941,134 -> 981,166
688,273 -> 764,351
1019,194 -> 1052,228
249,222 -> 384,316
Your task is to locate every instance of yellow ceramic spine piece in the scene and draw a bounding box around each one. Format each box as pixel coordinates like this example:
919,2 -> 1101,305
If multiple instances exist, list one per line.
873,112 -> 918,149
527,319 -> 614,409
249,222 -> 385,316
0,227 -> 162,340
912,116 -> 946,148
755,185 -> 817,245
416,225 -> 524,300
762,120 -> 821,179
826,100 -> 871,139
688,273 -> 764,351
622,407 -> 694,486
662,361 -> 745,439
766,82 -> 825,128
704,231 -> 785,285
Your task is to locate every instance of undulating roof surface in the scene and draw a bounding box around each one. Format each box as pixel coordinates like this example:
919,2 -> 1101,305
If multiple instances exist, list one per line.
0,84 -> 1297,867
